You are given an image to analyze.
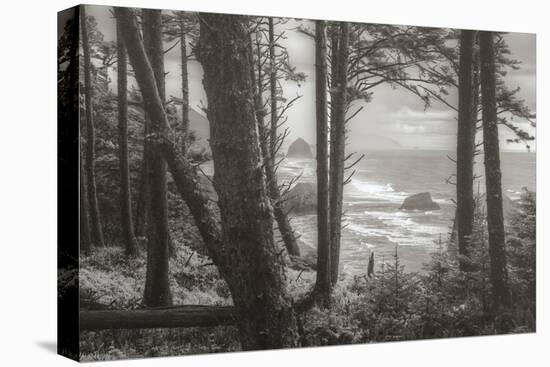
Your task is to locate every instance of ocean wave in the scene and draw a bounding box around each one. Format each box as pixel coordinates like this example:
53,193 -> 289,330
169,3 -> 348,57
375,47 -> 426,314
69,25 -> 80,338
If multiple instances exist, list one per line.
352,179 -> 394,193
432,197 -> 451,205
345,210 -> 447,248
349,178 -> 408,203
346,222 -> 372,235
506,189 -> 523,200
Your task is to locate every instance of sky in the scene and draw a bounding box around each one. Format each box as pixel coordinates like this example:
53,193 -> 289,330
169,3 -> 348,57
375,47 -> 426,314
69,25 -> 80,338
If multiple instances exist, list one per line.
85,5 -> 536,152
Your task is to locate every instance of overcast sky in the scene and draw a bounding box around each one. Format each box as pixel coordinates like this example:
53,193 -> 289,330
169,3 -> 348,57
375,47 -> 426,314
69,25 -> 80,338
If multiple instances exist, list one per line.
85,5 -> 536,152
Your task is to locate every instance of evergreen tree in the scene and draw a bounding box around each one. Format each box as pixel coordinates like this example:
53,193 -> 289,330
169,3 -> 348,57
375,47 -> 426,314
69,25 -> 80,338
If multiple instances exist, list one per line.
507,189 -> 536,321
116,19 -> 138,257
81,6 -> 105,248
141,9 -> 172,307
456,30 -> 476,270
479,31 -> 511,316
197,13 -> 299,348
314,19 -> 331,304
250,17 -> 303,257
116,8 -> 299,350
329,22 -> 350,284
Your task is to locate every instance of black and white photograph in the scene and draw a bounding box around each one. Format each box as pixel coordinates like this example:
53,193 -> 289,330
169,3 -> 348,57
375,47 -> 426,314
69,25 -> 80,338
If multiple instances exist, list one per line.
56,2 -> 536,362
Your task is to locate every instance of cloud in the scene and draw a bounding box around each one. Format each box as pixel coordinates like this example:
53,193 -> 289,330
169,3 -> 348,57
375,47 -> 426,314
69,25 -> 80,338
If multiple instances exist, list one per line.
388,106 -> 456,136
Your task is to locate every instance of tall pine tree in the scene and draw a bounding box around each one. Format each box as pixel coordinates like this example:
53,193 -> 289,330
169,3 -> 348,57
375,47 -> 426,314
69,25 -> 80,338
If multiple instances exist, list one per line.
479,31 -> 511,315
456,30 -> 476,270
314,19 -> 331,304
329,22 -> 350,284
116,19 -> 138,256
141,9 -> 172,307
81,6 -> 104,248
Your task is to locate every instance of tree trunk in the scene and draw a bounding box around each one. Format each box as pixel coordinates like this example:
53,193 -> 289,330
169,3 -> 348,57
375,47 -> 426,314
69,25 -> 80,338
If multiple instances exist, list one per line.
134,117 -> 150,237
268,18 -> 278,156
80,153 -> 92,254
197,13 -> 299,350
329,22 -> 349,285
479,31 -> 511,313
180,17 -> 190,152
116,20 -> 138,257
314,20 -> 331,303
329,25 -> 339,119
116,9 -> 299,350
253,29 -> 301,258
141,9 -> 172,307
81,6 -> 104,248
114,9 -> 222,262
456,30 -> 476,271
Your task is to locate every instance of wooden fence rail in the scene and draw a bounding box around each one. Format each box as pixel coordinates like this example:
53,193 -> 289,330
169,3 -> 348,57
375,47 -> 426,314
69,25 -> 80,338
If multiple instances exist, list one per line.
80,305 -> 236,331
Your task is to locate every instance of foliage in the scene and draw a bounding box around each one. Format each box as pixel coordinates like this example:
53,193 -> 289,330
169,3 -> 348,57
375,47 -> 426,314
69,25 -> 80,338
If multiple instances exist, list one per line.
507,189 -> 536,324
300,192 -> 536,346
79,242 -> 236,361
80,326 -> 240,361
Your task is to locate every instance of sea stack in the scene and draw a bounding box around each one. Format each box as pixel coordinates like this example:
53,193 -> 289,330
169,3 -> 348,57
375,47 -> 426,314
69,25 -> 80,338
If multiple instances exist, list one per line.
399,192 -> 440,211
287,138 -> 313,159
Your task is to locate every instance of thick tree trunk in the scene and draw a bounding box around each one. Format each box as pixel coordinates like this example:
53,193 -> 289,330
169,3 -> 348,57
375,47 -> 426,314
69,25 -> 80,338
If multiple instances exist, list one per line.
198,14 -> 298,350
456,30 -> 476,271
81,6 -> 104,248
479,31 -> 511,313
180,18 -> 190,152
141,9 -> 172,307
116,21 -> 138,257
253,31 -> 301,258
314,20 -> 331,303
329,23 -> 349,285
116,9 -> 299,350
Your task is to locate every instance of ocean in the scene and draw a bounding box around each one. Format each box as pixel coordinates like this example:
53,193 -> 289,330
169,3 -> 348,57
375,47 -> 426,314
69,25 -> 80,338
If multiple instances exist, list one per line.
279,149 -> 536,276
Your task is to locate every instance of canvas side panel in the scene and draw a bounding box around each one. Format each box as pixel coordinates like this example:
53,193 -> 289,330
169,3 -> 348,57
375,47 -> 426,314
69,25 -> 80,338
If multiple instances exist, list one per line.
57,5 -> 80,362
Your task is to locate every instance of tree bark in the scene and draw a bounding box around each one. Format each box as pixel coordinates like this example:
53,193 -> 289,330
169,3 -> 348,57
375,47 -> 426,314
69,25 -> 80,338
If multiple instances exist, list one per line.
268,18 -> 278,156
314,20 -> 331,303
197,14 -> 299,350
141,9 -> 172,307
80,153 -> 92,254
116,20 -> 138,257
329,25 -> 339,119
116,9 -> 299,350
180,17 -> 190,152
329,22 -> 349,285
253,29 -> 301,258
134,121 -> 150,237
81,6 -> 104,248
456,30 -> 476,271
479,31 -> 511,313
